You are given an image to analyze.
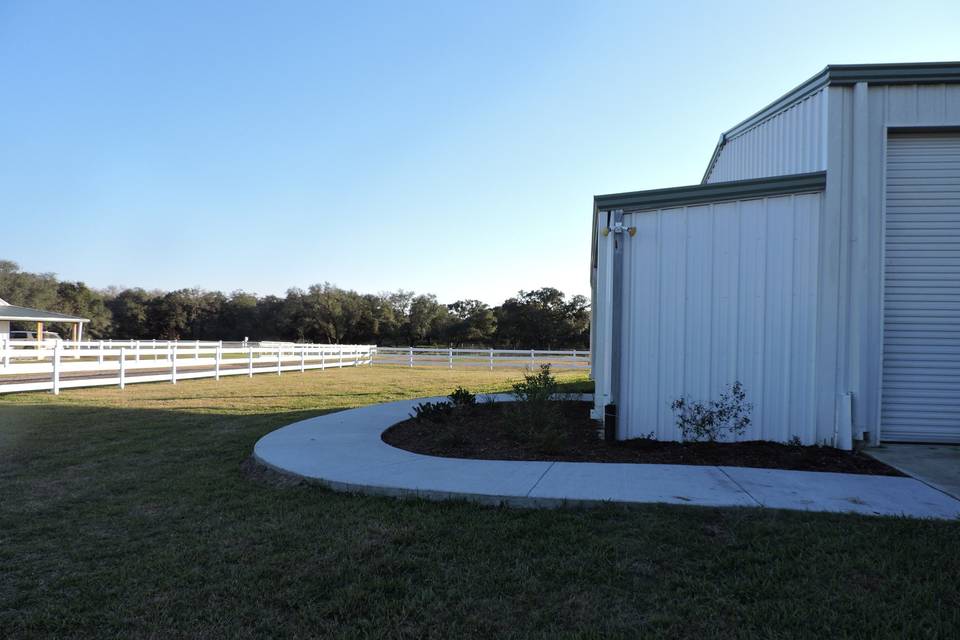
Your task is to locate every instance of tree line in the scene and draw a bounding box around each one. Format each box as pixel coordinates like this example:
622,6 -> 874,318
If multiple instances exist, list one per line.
0,260 -> 589,348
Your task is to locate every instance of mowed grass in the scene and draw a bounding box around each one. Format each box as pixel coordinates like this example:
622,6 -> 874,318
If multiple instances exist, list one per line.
1,367 -> 958,639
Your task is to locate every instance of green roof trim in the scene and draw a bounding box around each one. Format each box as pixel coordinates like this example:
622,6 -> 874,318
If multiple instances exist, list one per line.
702,61 -> 960,183
726,62 -> 960,139
595,172 -> 826,212
827,62 -> 960,85
0,304 -> 89,322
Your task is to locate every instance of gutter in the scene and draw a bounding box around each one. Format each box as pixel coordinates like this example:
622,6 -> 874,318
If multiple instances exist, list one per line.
598,209 -> 635,442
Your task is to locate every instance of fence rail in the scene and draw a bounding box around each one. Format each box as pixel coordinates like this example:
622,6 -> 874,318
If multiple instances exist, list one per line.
0,339 -> 591,395
0,340 -> 375,394
373,347 -> 590,370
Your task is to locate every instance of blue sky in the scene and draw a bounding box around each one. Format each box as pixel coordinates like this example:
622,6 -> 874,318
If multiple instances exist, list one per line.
2,1 -> 959,304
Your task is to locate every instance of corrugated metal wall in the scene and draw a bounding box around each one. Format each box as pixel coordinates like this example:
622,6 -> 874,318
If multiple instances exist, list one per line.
830,83 -> 960,441
705,89 -> 828,183
595,78 -> 960,446
615,193 -> 824,443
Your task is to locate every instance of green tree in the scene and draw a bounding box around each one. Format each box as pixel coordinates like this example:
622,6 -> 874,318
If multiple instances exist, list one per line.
406,294 -> 450,345
54,281 -> 112,338
494,288 -> 589,349
446,299 -> 496,346
106,288 -> 154,338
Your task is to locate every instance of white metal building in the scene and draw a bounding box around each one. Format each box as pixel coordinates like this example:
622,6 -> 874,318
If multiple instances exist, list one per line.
591,62 -> 960,448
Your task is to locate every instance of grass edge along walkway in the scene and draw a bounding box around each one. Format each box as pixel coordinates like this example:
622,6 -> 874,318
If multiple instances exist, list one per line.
2,367 -> 959,638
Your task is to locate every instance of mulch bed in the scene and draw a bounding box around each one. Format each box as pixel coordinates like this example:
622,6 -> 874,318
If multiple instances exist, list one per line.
382,401 -> 903,476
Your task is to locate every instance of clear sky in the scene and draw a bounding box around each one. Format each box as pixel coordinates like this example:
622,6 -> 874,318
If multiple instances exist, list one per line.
2,1 -> 959,304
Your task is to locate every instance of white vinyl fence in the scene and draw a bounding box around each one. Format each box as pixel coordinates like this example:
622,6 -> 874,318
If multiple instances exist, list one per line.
373,347 -> 590,370
0,339 -> 590,395
0,339 -> 375,395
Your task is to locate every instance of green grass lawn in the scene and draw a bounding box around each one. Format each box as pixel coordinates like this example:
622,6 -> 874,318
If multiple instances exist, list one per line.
1,367 -> 958,638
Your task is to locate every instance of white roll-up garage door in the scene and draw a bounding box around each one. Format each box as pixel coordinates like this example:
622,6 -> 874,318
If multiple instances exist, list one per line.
882,132 -> 960,442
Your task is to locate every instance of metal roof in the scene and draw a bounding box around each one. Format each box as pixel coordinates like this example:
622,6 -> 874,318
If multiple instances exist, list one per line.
726,62 -> 960,139
702,61 -> 960,183
0,299 -> 88,323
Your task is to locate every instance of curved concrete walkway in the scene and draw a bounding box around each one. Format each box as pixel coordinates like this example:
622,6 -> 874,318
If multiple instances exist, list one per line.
253,395 -> 960,519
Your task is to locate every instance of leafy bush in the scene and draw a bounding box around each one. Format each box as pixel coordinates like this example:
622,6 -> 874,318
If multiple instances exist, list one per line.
512,364 -> 558,403
671,382 -> 753,443
412,401 -> 455,423
448,386 -> 476,407
509,365 -> 568,451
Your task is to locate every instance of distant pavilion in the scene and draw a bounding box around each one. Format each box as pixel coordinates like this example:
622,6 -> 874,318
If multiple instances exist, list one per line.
0,298 -> 89,344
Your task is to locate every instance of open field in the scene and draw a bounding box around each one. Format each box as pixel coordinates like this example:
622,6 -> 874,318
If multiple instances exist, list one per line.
2,368 -> 959,638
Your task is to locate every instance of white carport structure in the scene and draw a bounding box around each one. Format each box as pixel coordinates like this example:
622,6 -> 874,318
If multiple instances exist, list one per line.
0,298 -> 89,346
591,62 -> 960,449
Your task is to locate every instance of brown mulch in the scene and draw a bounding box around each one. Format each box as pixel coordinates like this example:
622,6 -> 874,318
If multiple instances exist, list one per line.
381,401 -> 903,476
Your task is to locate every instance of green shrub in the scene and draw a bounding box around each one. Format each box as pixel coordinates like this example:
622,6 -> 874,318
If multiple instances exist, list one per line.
412,401 -> 455,423
671,381 -> 753,443
448,386 -> 476,407
512,364 -> 558,403
509,365 -> 567,452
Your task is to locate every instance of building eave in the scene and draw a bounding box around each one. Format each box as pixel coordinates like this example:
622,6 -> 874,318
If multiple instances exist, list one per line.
701,61 -> 960,183
595,171 -> 826,213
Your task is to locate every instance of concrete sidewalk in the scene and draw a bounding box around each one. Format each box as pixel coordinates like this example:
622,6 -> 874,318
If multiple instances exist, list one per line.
868,444 -> 960,500
253,395 -> 960,519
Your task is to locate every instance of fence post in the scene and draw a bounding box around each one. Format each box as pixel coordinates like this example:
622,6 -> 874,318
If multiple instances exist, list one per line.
489,348 -> 494,371
448,347 -> 453,369
408,347 -> 414,368
119,347 -> 126,390
171,343 -> 178,384
215,343 -> 221,381
135,340 -> 141,362
98,340 -> 104,366
339,345 -> 343,368
1,338 -> 7,369
52,342 -> 61,395
530,349 -> 535,368
300,346 -> 305,373
194,340 -> 200,359
321,346 -> 325,370
248,346 -> 254,377
277,346 -> 282,376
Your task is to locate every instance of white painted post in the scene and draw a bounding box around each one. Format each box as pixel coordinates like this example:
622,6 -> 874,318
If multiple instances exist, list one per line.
52,342 -> 61,395
171,343 -> 178,384
135,340 -> 141,362
98,340 -> 105,365
339,345 -> 343,368
321,347 -> 326,370
248,346 -> 254,377
119,347 -> 126,390
1,338 -> 8,369
489,348 -> 494,370
277,346 -> 282,376
408,347 -> 414,368
448,347 -> 453,369
530,349 -> 535,368
300,346 -> 305,373
194,340 -> 200,359
215,343 -> 221,381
